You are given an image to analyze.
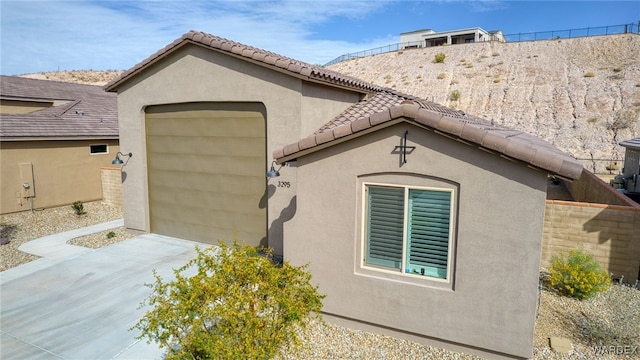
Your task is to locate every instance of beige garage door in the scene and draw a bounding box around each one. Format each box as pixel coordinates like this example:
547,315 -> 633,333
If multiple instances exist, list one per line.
145,103 -> 266,246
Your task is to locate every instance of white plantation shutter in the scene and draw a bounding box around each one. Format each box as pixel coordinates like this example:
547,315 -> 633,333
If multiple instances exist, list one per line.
366,186 -> 404,269
365,185 -> 452,280
406,189 -> 451,279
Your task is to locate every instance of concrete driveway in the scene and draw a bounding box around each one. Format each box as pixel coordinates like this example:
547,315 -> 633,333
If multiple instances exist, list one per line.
1,226 -> 202,360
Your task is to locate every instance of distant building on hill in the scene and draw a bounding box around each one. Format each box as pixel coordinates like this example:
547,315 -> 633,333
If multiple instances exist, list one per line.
400,27 -> 505,48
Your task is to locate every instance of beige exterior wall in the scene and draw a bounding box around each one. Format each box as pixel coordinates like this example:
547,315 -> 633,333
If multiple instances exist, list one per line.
0,140 -> 120,214
113,43 -> 360,255
283,122 -> 548,359
542,200 -> 640,282
0,99 -> 53,114
101,167 -> 122,208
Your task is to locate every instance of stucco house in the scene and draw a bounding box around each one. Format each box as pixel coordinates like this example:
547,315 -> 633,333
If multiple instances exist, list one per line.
614,137 -> 640,202
106,31 -> 583,359
0,76 -> 119,214
400,27 -> 506,48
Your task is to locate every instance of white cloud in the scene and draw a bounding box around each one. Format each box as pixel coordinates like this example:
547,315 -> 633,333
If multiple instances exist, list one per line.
0,0 -> 394,75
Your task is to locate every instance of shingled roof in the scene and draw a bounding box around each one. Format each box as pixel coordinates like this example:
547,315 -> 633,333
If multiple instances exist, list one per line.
1,76 -> 118,140
274,93 -> 583,180
105,30 -> 383,93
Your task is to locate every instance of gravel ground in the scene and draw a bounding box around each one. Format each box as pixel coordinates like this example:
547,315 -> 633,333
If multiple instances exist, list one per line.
1,202 -> 638,359
0,201 -> 131,271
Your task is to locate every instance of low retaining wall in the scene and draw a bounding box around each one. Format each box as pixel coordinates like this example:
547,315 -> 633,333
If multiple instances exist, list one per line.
542,200 -> 640,283
101,167 -> 122,208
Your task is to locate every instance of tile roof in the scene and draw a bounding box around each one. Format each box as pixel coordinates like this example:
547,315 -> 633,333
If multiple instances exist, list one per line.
1,76 -> 118,140
274,94 -> 583,180
105,30 -> 383,93
620,137 -> 640,151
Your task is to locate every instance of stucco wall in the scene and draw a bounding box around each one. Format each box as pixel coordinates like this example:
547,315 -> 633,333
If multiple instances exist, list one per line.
0,140 -> 120,214
543,200 -> 640,282
112,43 -> 360,254
283,122 -> 548,359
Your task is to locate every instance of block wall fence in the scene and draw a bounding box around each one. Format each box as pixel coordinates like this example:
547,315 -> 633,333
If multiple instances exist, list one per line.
542,200 -> 640,283
101,167 -> 123,208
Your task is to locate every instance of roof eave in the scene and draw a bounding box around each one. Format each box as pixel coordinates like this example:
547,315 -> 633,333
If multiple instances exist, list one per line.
105,32 -> 378,95
274,104 -> 583,180
1,135 -> 119,142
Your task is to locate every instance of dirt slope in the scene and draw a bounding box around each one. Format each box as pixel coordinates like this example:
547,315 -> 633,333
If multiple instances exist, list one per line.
328,34 -> 640,173
20,70 -> 123,86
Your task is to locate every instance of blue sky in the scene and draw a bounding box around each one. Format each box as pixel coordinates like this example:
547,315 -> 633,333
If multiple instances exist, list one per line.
1,1 -> 638,75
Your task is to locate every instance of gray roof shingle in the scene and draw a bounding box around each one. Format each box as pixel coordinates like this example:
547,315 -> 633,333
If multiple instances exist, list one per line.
1,76 -> 118,140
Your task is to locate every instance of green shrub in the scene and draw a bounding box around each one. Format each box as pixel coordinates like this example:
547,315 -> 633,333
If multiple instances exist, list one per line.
133,241 -> 324,360
106,231 -> 116,239
71,201 -> 86,215
449,90 -> 461,101
434,52 -> 446,63
549,249 -> 610,299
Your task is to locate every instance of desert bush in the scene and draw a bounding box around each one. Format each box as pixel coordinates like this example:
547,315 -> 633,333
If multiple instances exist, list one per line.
449,90 -> 461,101
493,78 -> 502,83
436,73 -> 446,79
133,241 -> 324,360
434,52 -> 446,63
584,71 -> 595,78
492,52 -> 500,57
613,67 -> 622,73
574,284 -> 640,349
548,249 -> 610,300
608,110 -> 637,130
71,201 -> 86,215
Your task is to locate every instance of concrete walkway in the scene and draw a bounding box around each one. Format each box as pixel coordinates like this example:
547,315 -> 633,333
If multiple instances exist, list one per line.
1,222 -> 202,360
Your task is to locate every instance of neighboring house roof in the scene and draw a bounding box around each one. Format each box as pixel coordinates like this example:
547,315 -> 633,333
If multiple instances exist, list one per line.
620,137 -> 640,151
105,30 -> 383,93
1,75 -> 118,140
274,92 -> 583,180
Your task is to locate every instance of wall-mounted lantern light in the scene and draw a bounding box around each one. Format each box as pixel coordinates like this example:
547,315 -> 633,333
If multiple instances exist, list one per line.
112,152 -> 133,165
266,161 -> 280,178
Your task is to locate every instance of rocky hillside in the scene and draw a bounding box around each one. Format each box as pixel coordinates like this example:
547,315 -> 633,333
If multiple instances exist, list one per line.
328,34 -> 640,173
20,70 -> 123,86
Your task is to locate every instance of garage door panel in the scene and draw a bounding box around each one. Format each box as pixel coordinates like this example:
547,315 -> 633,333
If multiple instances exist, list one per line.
147,136 -> 264,157
149,171 -> 263,194
149,155 -> 263,177
147,115 -> 265,138
149,187 -> 264,213
150,204 -> 266,240
146,103 -> 266,246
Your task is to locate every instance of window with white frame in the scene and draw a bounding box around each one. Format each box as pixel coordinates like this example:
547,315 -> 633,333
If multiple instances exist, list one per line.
364,184 -> 453,280
90,144 -> 108,154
